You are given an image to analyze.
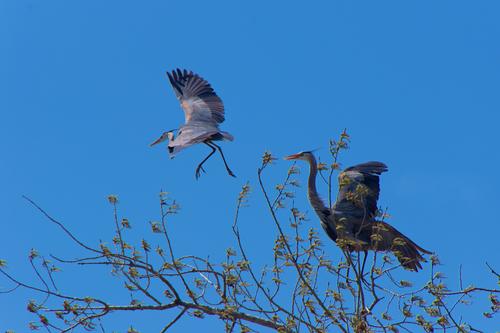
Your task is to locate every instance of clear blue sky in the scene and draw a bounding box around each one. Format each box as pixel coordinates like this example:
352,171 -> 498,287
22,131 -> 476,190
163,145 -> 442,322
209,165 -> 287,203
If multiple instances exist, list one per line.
1,0 -> 499,331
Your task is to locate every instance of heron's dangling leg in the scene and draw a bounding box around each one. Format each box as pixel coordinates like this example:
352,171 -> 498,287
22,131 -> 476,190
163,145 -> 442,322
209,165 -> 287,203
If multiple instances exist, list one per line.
195,143 -> 216,179
207,141 -> 236,178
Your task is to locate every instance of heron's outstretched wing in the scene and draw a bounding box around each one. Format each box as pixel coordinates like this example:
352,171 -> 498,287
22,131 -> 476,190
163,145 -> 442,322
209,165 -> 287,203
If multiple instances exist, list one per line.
167,69 -> 225,125
333,162 -> 388,219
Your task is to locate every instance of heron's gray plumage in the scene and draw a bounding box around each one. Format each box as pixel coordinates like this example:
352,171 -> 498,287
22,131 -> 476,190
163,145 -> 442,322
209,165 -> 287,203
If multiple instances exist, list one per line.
167,69 -> 225,124
165,69 -> 233,159
167,122 -> 234,157
302,152 -> 337,242
332,161 -> 388,225
286,151 -> 431,271
151,69 -> 235,179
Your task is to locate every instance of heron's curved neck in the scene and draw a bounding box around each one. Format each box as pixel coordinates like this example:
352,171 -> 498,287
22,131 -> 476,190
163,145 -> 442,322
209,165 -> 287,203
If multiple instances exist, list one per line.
305,155 -> 328,215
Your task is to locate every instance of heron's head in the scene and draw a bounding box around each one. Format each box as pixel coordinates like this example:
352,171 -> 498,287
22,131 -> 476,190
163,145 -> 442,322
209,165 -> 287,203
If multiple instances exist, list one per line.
284,151 -> 314,161
150,131 -> 175,147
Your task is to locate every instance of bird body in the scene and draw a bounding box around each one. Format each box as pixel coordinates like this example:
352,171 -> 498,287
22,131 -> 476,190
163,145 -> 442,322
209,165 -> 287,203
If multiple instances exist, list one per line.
285,151 -> 431,271
167,121 -> 234,157
151,69 -> 235,178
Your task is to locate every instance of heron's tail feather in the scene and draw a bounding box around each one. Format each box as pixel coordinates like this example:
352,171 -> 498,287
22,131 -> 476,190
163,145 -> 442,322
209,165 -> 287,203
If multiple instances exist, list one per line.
370,221 -> 432,271
221,131 -> 234,141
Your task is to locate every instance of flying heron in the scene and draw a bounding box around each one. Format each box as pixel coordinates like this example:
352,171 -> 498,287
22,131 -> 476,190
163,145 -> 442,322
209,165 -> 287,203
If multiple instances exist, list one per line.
151,69 -> 235,179
285,151 -> 431,271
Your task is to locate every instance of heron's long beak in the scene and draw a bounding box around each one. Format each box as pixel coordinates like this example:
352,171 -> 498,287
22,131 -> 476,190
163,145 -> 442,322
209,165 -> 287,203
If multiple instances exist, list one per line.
150,131 -> 173,147
284,153 -> 301,160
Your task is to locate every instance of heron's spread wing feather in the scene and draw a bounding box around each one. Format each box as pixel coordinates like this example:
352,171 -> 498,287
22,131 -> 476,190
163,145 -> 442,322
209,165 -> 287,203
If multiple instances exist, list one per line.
344,162 -> 388,175
167,69 -> 225,125
333,162 -> 388,219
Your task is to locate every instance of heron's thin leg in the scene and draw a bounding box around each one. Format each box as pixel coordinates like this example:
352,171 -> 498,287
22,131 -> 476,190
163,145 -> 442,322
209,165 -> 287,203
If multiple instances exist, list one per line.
207,141 -> 236,178
195,143 -> 216,179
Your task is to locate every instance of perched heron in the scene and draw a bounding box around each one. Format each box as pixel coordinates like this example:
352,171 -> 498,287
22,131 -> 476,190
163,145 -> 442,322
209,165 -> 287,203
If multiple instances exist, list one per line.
285,151 -> 431,271
151,69 -> 235,179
